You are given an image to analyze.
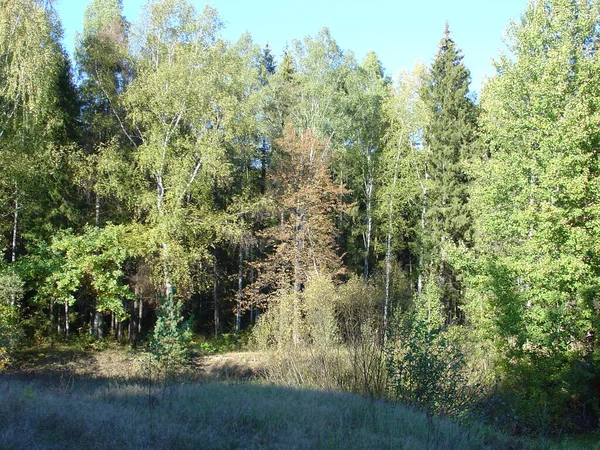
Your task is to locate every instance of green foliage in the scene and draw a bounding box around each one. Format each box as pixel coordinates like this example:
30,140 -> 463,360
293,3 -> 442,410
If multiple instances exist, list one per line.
0,0 -> 80,249
0,271 -> 24,304
387,314 -> 477,417
125,0 -> 262,298
251,276 -> 348,390
195,333 -> 238,354
34,225 -> 133,319
149,292 -> 191,373
420,24 -> 478,326
0,271 -> 25,369
468,0 -> 600,433
5,0 -> 600,438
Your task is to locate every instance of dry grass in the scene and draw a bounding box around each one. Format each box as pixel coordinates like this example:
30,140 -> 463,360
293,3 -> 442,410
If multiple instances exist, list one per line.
0,375 -> 526,450
0,346 -> 593,450
8,346 -> 267,382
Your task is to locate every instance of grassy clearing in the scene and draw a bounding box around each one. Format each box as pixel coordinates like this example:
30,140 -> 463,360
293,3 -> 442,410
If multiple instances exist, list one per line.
1,375 -> 524,450
1,346 -> 597,450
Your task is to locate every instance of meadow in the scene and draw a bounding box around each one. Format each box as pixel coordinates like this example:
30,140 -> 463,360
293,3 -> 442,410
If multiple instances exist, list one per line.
1,345 -> 596,450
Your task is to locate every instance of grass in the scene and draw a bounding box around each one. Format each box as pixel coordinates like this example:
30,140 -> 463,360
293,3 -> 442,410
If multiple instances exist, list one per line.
0,345 -> 598,449
0,375 -> 524,450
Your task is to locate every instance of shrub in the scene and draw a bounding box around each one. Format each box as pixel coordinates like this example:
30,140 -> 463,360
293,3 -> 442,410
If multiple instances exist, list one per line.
252,276 -> 388,396
251,276 -> 350,390
386,314 -> 478,417
196,333 -> 239,354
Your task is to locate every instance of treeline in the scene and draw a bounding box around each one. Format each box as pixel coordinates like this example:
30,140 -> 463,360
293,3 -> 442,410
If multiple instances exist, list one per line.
2,0 -> 600,435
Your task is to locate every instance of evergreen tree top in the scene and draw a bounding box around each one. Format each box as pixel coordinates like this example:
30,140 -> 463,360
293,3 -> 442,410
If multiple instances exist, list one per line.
259,42 -> 277,85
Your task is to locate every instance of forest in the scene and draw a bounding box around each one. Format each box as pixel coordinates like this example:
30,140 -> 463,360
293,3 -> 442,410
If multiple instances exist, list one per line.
2,0 -> 600,443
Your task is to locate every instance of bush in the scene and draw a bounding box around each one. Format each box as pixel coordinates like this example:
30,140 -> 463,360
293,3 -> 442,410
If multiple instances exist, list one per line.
195,333 -> 239,354
386,314 -> 478,417
335,277 -> 387,397
251,276 -> 350,390
480,351 -> 600,435
252,276 -> 388,396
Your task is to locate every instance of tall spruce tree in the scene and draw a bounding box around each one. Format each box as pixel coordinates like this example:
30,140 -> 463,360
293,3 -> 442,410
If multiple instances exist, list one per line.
420,23 -> 477,326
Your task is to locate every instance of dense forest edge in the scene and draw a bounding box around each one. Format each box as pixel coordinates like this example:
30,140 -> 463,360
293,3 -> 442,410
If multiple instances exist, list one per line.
2,0 -> 600,446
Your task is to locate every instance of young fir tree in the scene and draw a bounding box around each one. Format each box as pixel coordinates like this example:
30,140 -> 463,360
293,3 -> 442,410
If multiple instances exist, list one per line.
420,23 -> 478,327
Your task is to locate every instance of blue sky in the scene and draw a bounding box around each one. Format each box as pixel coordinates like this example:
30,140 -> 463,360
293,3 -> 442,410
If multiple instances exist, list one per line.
56,0 -> 528,93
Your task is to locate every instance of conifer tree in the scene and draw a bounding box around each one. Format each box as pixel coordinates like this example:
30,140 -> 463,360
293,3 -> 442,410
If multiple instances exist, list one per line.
420,23 -> 477,326
249,125 -> 348,343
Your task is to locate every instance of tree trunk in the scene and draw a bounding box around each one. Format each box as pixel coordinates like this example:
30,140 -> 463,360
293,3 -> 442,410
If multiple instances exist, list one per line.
57,302 -> 61,336
250,246 -> 255,325
363,152 -> 374,281
162,242 -> 171,299
95,192 -> 100,227
138,298 -> 143,334
93,310 -> 104,338
236,244 -> 243,334
260,138 -> 268,195
116,318 -> 123,342
10,191 -> 19,306
156,169 -> 171,299
383,142 -> 403,343
130,299 -> 139,347
11,193 -> 18,265
65,303 -> 69,338
213,255 -> 219,338
293,196 -> 303,346
417,173 -> 428,299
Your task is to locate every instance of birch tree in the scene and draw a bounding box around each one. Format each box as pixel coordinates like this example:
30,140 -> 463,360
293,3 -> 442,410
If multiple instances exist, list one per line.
75,0 -> 133,227
126,0 -> 261,302
379,64 -> 427,338
471,0 -> 600,429
342,52 -> 389,280
0,0 -> 77,260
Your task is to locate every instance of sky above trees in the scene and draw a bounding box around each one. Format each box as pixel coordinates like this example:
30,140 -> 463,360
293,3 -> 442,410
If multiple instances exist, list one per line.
56,0 -> 528,93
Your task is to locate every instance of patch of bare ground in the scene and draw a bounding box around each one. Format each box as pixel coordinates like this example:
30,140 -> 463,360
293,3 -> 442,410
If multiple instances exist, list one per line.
190,351 -> 265,380
7,347 -> 267,382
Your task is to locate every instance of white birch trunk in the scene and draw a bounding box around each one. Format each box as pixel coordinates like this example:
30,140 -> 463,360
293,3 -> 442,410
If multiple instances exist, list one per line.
10,192 -> 18,306
213,256 -> 219,338
363,151 -> 374,281
11,193 -> 18,264
417,172 -> 428,299
236,244 -> 243,334
383,143 -> 403,343
65,303 -> 69,338
95,192 -> 100,227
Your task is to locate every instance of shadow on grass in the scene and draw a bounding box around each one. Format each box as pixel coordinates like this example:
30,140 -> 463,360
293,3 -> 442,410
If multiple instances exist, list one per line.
0,348 -> 578,450
0,372 -> 529,450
